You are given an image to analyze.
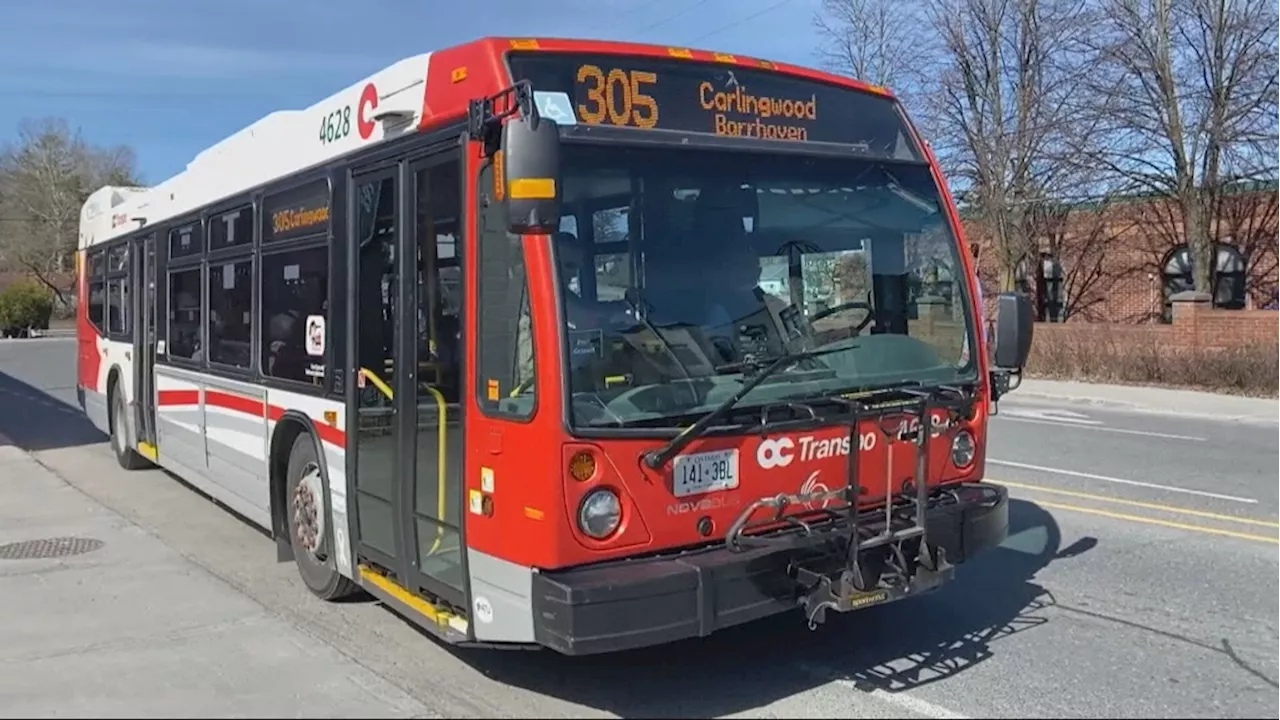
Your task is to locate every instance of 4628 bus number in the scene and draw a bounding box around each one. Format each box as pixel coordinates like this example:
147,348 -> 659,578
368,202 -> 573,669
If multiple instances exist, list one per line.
318,106 -> 352,144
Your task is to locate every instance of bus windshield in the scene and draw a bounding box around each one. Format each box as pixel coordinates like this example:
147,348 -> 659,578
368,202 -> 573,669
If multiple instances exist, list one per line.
554,143 -> 979,429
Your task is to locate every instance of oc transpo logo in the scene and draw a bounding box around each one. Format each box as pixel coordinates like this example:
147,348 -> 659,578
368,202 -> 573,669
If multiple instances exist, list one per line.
756,432 -> 879,470
756,437 -> 796,469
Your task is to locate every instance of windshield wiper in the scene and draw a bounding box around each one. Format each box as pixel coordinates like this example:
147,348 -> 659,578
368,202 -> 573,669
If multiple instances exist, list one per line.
642,346 -> 850,470
622,289 -> 692,382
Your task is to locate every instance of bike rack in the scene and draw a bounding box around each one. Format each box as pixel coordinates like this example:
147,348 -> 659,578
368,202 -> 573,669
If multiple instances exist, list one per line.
723,384 -> 976,628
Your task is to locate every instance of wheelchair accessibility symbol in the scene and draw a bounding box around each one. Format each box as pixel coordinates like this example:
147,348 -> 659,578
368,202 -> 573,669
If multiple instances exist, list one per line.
533,91 -> 578,125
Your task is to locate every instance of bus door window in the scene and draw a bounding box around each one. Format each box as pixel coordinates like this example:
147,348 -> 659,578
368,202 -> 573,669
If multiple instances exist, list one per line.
352,170 -> 400,559
414,163 -> 462,404
412,158 -> 464,591
356,175 -> 398,404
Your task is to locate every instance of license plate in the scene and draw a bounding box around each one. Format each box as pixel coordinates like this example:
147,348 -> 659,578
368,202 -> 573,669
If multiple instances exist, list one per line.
672,449 -> 739,498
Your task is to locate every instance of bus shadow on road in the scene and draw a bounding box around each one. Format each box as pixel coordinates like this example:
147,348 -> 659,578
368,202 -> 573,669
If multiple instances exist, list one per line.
463,498 -> 1086,717
0,370 -> 106,452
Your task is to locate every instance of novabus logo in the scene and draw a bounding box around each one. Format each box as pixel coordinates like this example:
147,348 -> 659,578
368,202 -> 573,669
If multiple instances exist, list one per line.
800,470 -> 832,510
756,437 -> 796,469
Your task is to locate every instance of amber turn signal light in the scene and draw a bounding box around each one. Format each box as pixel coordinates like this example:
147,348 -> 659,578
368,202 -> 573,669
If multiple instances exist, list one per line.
568,451 -> 597,482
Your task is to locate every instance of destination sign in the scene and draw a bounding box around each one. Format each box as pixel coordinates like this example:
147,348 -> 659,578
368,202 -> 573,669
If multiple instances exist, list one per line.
262,179 -> 331,243
507,52 -> 921,158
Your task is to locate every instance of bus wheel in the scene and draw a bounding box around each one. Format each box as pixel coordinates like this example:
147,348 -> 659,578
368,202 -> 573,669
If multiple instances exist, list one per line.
286,434 -> 357,601
110,386 -> 149,470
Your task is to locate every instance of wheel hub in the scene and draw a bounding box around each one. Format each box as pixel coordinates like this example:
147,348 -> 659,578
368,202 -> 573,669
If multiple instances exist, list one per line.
292,465 -> 326,557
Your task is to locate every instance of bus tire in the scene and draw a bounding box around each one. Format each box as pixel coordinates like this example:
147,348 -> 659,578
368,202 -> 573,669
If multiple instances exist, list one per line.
110,385 -> 150,470
285,433 -> 358,601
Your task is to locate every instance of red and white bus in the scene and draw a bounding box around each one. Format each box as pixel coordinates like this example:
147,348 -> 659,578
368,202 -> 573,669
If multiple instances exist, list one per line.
76,36 -> 1034,655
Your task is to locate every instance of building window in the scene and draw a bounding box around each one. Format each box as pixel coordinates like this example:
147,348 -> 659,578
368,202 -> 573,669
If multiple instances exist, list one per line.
207,259 -> 253,369
1160,243 -> 1246,322
1016,252 -> 1066,322
261,245 -> 328,383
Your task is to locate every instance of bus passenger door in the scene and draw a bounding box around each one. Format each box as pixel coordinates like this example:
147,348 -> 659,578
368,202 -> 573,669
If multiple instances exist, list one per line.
349,150 -> 466,613
350,165 -> 407,582
133,233 -> 158,449
405,152 -> 465,602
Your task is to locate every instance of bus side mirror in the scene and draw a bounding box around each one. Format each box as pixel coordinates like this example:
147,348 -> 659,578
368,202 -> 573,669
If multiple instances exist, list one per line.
501,115 -> 561,235
992,291 -> 1034,370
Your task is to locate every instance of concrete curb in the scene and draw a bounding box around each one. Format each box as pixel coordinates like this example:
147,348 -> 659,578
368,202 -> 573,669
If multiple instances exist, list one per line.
1013,378 -> 1279,424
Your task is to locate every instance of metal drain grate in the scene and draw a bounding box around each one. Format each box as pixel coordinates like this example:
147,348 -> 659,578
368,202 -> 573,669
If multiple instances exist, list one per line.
0,537 -> 104,560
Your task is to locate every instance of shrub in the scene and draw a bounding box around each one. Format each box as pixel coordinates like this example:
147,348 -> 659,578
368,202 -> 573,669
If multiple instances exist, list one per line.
0,280 -> 55,334
1026,326 -> 1278,398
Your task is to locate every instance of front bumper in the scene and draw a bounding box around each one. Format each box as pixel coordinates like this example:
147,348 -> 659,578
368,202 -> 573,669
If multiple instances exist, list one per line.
531,481 -> 1009,655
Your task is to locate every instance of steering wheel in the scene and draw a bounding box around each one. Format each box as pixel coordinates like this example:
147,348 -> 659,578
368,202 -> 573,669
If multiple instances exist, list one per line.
810,300 -> 875,336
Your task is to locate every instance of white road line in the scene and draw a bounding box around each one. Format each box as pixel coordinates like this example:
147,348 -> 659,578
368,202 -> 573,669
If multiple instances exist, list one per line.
988,458 -> 1258,504
994,415 -> 1206,442
0,336 -> 76,345
797,664 -> 971,719
861,686 -> 972,719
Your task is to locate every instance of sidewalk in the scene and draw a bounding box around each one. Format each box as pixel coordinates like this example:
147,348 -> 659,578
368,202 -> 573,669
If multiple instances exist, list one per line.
0,443 -> 427,718
1014,378 -> 1279,424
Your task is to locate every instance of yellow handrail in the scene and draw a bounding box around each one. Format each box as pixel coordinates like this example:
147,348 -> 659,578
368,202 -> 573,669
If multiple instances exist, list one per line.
419,384 -> 449,557
357,366 -> 450,557
358,367 -> 395,401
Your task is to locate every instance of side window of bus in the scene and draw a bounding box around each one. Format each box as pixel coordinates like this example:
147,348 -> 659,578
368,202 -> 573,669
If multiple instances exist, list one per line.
167,223 -> 204,361
207,205 -> 254,370
261,180 -> 330,385
261,246 -> 328,385
87,249 -> 106,333
476,162 -> 536,418
106,243 -> 130,336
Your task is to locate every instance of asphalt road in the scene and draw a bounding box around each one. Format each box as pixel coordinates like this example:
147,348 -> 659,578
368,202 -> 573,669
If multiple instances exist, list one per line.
1,337 -> 1276,719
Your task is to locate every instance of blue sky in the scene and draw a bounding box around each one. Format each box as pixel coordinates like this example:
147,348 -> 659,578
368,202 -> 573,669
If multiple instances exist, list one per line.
2,0 -> 827,183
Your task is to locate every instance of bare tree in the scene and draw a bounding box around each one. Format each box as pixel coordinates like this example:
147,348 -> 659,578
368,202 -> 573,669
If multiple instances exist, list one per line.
1083,0 -> 1279,294
1213,180 -> 1278,306
812,0 -> 933,94
591,207 -> 627,244
0,117 -> 140,302
1030,196 -> 1147,321
919,0 -> 1106,292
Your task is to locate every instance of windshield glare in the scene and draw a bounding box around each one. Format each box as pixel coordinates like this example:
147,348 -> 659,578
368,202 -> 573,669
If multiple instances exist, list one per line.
555,144 -> 978,429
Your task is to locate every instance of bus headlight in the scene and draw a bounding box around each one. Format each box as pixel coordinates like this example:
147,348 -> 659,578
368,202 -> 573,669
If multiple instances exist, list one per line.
951,430 -> 976,468
578,488 -> 622,539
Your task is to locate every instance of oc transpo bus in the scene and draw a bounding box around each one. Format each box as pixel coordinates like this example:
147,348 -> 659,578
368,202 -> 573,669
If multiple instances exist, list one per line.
75,35 -> 1034,655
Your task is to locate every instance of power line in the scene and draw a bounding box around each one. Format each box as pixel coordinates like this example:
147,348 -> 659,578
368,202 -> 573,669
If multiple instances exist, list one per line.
579,0 -> 713,39
684,0 -> 797,45
630,0 -> 717,37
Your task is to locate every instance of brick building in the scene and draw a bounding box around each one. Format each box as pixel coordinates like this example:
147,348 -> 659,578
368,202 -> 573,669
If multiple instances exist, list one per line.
962,180 -> 1279,325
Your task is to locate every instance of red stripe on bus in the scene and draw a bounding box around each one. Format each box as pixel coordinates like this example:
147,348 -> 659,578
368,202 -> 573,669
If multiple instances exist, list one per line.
155,388 -> 346,447
205,389 -> 265,417
157,389 -> 200,406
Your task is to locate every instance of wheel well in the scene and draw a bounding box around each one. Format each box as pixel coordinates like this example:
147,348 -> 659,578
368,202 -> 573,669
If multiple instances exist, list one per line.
105,367 -> 121,432
269,419 -> 309,542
